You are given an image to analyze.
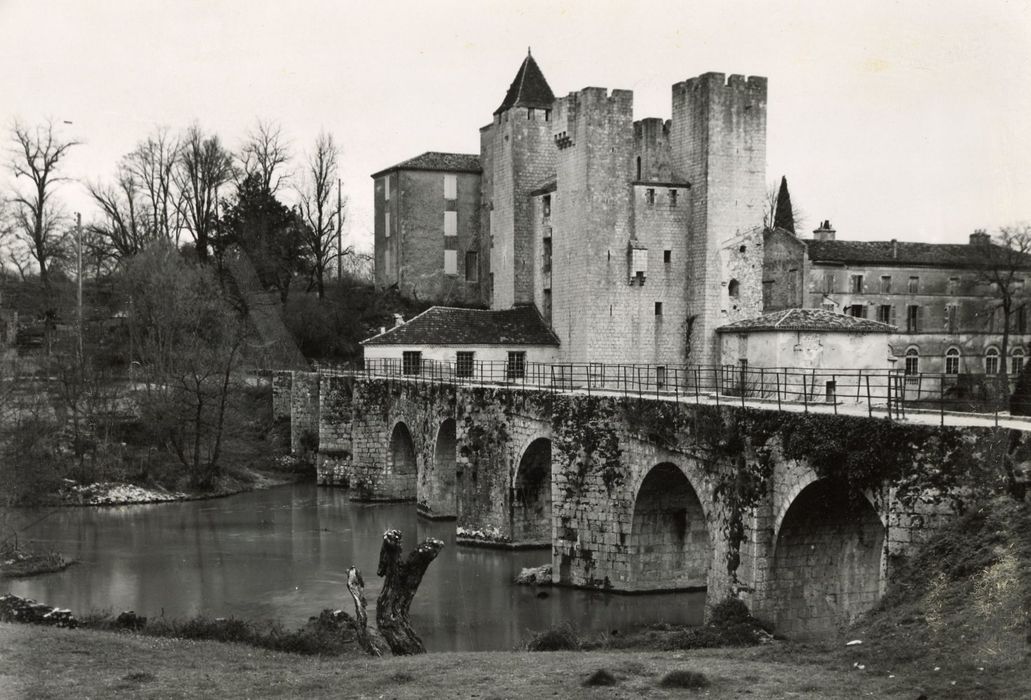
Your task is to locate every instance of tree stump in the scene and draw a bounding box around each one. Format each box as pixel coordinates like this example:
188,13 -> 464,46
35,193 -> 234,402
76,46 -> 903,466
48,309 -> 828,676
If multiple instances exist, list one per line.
375,528 -> 444,655
345,566 -> 381,656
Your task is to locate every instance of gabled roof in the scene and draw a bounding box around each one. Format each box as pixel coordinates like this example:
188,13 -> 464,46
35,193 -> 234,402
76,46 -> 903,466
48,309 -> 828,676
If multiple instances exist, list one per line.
370,152 -> 481,179
362,305 -> 560,346
806,239 -> 1031,269
717,308 -> 895,334
494,51 -> 555,115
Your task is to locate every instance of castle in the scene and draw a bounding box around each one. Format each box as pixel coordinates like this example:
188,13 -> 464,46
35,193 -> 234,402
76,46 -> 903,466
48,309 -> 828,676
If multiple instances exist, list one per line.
370,51 -> 767,367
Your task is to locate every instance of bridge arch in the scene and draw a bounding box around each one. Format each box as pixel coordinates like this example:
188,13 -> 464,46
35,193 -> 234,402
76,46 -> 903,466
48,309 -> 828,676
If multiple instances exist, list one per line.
629,462 -> 711,590
389,421 -> 418,477
419,418 -> 457,519
511,437 -> 552,546
769,478 -> 885,639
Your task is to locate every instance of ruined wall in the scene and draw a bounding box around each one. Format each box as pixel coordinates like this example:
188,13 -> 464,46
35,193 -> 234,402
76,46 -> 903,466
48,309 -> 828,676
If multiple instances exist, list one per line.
316,372 -> 353,485
289,371 -> 319,455
272,370 -> 293,421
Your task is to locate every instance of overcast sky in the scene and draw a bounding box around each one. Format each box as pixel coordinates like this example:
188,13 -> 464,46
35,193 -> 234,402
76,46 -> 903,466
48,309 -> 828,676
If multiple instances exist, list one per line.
2,0 -> 1030,252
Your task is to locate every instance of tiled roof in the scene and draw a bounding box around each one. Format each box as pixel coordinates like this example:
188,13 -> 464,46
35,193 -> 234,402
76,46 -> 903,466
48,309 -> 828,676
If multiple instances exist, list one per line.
362,305 -> 560,346
370,152 -> 481,179
494,52 -> 555,115
717,308 -> 895,334
806,239 -> 1031,269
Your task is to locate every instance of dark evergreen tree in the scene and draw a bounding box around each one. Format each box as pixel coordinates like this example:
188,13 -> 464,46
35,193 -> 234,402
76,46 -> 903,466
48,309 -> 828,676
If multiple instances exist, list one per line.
218,174 -> 303,303
773,175 -> 795,233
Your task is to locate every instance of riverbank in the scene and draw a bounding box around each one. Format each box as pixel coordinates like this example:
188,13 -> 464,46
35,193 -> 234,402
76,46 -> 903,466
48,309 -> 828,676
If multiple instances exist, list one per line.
0,622 -> 940,699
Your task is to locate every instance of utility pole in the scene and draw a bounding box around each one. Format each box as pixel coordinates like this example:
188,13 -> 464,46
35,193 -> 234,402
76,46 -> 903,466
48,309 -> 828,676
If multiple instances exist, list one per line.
336,178 -> 343,281
76,212 -> 83,368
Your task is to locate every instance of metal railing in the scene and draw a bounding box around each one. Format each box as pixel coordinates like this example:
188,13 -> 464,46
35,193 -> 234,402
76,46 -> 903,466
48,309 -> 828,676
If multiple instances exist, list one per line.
314,358 -> 1021,425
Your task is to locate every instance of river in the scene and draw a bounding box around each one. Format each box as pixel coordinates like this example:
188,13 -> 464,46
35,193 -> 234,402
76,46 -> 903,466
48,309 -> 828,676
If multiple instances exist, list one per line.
7,483 -> 704,651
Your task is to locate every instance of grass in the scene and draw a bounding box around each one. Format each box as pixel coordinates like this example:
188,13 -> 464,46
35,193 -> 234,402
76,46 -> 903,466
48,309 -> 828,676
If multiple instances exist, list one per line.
0,622 -> 933,699
0,543 -> 71,578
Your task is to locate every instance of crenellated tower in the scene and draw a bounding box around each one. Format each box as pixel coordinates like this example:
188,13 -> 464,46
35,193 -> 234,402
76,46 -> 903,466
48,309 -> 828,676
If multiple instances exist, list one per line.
671,73 -> 767,365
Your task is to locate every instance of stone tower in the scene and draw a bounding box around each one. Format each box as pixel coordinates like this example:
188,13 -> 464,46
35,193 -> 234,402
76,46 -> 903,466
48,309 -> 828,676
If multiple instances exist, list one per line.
481,50 -> 557,309
672,73 -> 767,365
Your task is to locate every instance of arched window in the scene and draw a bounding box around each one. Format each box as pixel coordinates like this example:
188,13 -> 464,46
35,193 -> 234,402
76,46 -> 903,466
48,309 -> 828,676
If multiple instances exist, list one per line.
985,346 -> 1000,375
728,279 -> 740,298
944,347 -> 960,375
1011,347 -> 1025,376
905,347 -> 919,375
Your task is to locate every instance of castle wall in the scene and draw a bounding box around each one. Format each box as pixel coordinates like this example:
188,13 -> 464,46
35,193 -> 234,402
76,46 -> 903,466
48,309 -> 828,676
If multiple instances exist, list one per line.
671,73 -> 767,365
762,228 -> 807,311
633,118 -> 673,182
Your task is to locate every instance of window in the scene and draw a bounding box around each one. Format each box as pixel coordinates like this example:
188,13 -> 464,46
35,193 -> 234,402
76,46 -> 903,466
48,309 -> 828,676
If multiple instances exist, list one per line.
848,304 -> 867,319
542,195 -> 551,218
908,276 -> 919,293
383,176 -> 391,201
905,347 -> 919,375
1013,348 -> 1025,376
663,249 -> 671,263
1017,307 -> 1028,335
488,209 -> 494,240
506,351 -> 526,380
945,304 -> 958,333
646,188 -> 655,205
656,365 -> 667,389
945,347 -> 960,375
465,251 -> 478,282
444,174 -> 457,200
668,189 -> 678,207
542,237 -> 552,273
444,250 -> 457,275
444,211 -> 457,237
385,211 -> 391,238
850,274 -> 864,294
402,351 -> 422,376
880,275 -> 891,293
456,351 -> 474,378
906,304 -> 921,332
728,279 -> 740,298
636,156 -> 641,180
543,289 -> 552,323
823,272 -> 834,294
384,248 -> 391,272
985,347 -> 1000,375
877,304 -> 893,324
947,277 -> 959,294
654,302 -> 663,316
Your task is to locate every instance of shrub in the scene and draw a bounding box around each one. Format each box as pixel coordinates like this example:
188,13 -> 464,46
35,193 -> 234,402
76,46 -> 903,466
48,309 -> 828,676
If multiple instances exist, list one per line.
583,669 -> 617,687
525,623 -> 581,651
658,670 -> 710,689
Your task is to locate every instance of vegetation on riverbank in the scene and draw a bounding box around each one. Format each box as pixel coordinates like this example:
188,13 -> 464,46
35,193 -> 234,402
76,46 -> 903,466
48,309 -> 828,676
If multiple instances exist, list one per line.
0,542 -> 70,579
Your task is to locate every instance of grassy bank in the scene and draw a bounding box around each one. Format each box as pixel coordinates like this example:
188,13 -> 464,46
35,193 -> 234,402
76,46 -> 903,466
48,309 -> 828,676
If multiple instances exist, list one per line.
0,622 -> 930,699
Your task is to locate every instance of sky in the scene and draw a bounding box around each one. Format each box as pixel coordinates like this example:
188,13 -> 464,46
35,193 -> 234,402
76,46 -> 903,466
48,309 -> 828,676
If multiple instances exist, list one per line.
1,0 -> 1030,252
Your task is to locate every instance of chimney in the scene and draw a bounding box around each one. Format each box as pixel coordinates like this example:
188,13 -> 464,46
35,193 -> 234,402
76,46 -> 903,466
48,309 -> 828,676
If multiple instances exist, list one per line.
812,220 -> 836,241
891,239 -> 898,259
970,229 -> 990,246
393,313 -> 405,328
379,326 -> 386,335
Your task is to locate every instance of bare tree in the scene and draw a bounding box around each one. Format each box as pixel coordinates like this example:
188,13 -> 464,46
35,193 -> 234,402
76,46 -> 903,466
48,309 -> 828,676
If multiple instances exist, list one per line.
973,224 -> 1031,386
238,120 -> 291,195
7,121 -> 79,295
174,125 -> 234,262
762,176 -> 805,233
125,128 -> 183,245
86,170 -> 150,262
297,132 -> 345,298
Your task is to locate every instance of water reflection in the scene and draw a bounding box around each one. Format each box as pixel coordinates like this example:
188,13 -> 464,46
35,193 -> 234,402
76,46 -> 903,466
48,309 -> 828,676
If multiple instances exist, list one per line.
8,484 -> 704,651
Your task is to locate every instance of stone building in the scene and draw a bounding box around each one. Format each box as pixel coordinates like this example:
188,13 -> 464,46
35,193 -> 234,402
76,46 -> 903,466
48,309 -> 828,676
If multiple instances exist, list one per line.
762,223 -> 1031,377
371,51 -> 768,366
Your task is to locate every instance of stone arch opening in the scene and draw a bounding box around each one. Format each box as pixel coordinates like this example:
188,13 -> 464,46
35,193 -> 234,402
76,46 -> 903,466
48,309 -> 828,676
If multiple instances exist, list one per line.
512,438 -> 552,546
630,463 -> 710,591
420,418 -> 457,519
389,422 -> 417,476
770,479 -> 884,639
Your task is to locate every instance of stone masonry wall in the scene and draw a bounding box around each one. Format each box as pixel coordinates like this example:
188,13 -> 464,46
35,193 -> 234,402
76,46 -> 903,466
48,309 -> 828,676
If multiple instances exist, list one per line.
272,370 -> 293,421
316,372 -> 353,485
289,371 -> 319,456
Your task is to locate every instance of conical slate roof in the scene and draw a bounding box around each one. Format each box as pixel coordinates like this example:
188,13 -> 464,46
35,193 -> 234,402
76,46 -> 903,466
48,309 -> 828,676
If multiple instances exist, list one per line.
494,50 -> 555,115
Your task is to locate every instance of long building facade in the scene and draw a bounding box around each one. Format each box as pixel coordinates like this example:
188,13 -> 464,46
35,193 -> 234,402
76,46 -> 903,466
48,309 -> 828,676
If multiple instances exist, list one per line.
371,52 -> 768,366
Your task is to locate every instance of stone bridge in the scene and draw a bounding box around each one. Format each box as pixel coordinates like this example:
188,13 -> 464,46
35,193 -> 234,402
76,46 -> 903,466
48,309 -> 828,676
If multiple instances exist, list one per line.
273,369 -> 1026,638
